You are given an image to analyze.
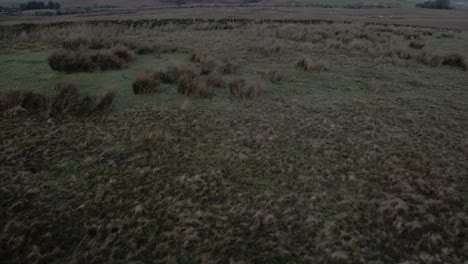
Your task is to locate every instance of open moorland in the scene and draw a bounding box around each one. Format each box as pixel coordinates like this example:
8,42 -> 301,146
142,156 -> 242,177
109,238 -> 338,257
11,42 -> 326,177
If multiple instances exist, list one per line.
1,6 -> 468,264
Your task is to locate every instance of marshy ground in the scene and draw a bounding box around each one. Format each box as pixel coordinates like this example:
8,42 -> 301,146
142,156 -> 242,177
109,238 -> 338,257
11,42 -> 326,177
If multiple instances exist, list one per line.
1,19 -> 468,263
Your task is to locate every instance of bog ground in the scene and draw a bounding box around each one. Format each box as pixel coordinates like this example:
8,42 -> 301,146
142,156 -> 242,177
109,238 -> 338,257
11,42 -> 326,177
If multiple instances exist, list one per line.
1,10 -> 468,264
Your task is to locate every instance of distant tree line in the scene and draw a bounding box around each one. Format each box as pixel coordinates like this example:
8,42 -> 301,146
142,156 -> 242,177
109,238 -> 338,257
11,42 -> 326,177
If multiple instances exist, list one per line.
20,0 -> 61,11
416,0 -> 451,9
0,6 -> 21,15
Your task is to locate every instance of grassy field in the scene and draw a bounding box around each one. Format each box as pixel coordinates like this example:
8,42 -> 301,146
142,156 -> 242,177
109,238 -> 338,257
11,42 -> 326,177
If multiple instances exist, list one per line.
1,18 -> 468,263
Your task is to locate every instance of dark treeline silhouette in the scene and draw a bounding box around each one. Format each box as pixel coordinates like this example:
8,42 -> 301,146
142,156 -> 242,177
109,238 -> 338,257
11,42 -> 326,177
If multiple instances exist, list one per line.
416,0 -> 451,9
20,0 -> 61,11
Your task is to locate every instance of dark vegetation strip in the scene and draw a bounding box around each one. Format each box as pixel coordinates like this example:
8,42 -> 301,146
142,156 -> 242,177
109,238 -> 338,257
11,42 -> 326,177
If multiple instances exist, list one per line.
0,18 -> 462,32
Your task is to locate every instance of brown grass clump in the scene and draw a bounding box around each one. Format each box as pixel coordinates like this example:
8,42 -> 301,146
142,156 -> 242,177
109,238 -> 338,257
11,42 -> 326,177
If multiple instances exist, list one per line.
190,49 -> 205,63
261,69 -> 283,83
0,90 -> 26,112
48,49 -> 97,73
88,38 -> 112,49
196,79 -> 215,99
1,82 -> 117,116
409,41 -> 425,50
20,91 -> 50,112
229,79 -> 264,100
112,44 -> 133,62
0,90 -> 48,113
49,81 -> 81,115
296,57 -> 328,73
204,74 -> 225,88
90,88 -> 117,112
136,43 -> 161,55
441,53 -> 467,70
415,51 -> 443,67
177,73 -> 199,95
245,81 -> 264,99
49,49 -> 129,73
200,56 -> 220,75
229,78 -> 247,98
133,75 -> 159,95
395,48 -> 413,60
250,41 -> 281,57
219,57 -> 239,74
62,35 -> 89,50
90,51 -> 127,71
152,66 -> 194,84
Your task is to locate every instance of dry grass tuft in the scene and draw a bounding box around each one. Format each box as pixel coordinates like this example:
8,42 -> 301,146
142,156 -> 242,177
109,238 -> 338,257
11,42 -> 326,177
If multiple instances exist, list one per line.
196,79 -> 215,99
219,57 -> 239,74
409,41 -> 425,50
152,66 -> 194,84
250,41 -> 281,57
261,69 -> 283,83
200,56 -> 220,75
90,51 -> 127,71
204,74 -> 225,88
0,90 -> 49,113
229,78 -> 264,100
190,49 -> 205,63
441,53 -> 467,70
50,81 -> 81,115
177,73 -> 199,95
133,75 -> 159,95
91,88 -> 117,112
62,35 -> 89,50
112,44 -> 133,62
48,49 -> 97,73
245,81 -> 265,99
229,78 -> 247,98
48,49 -> 129,73
0,90 -> 24,112
136,43 -> 161,55
296,57 -> 328,73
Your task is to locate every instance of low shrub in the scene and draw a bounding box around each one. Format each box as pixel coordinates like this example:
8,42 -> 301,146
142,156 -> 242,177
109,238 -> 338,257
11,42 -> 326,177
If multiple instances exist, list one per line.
133,75 -> 159,94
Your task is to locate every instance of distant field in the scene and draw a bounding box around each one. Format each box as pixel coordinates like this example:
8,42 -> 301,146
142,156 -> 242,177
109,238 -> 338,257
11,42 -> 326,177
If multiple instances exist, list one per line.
2,6 -> 468,30
0,0 -> 413,8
